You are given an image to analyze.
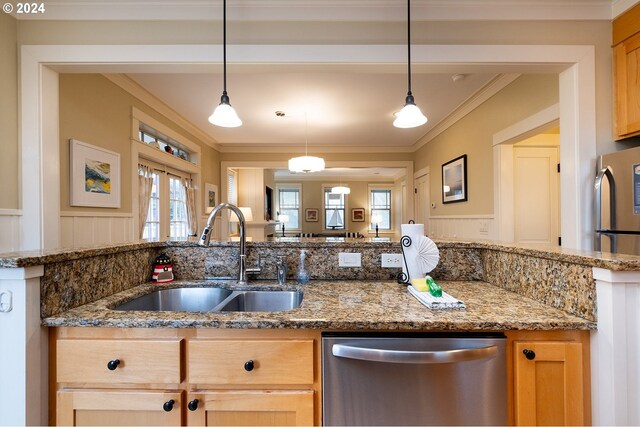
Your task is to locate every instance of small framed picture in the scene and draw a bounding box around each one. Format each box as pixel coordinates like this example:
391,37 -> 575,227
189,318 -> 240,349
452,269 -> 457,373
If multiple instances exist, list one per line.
351,208 -> 365,222
69,139 -> 121,208
305,208 -> 319,222
442,154 -> 468,204
205,183 -> 218,214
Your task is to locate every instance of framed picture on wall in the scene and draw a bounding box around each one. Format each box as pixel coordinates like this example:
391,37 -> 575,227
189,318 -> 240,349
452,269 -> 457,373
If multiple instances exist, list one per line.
351,208 -> 365,222
205,183 -> 218,214
305,208 -> 319,222
69,139 -> 121,208
442,154 -> 468,204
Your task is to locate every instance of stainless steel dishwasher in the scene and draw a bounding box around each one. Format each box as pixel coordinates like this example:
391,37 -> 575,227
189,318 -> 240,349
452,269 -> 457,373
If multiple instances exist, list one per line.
322,333 -> 507,426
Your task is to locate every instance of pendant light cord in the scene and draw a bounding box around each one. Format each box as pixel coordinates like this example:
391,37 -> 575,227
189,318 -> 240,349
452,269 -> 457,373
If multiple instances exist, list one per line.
304,112 -> 309,156
222,0 -> 227,96
406,0 -> 412,96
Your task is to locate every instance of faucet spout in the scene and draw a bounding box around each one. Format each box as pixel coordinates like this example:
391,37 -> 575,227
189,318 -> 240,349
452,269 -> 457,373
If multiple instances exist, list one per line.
199,203 -> 247,284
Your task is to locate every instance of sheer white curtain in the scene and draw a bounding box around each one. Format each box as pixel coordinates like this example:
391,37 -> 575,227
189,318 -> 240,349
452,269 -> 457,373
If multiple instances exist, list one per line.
182,178 -> 198,236
138,164 -> 154,239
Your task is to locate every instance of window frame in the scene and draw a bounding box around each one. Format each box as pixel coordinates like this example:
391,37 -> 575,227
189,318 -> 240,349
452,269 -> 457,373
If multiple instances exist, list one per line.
275,183 -> 303,232
368,184 -> 393,234
322,184 -> 347,231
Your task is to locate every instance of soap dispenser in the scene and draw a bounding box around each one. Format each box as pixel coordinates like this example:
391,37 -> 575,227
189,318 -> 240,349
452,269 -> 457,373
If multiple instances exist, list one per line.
297,250 -> 310,284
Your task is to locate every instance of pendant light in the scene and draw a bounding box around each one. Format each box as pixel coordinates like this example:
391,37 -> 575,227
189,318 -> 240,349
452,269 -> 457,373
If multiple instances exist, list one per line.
288,113 -> 325,173
208,0 -> 242,128
331,170 -> 351,194
393,0 -> 428,129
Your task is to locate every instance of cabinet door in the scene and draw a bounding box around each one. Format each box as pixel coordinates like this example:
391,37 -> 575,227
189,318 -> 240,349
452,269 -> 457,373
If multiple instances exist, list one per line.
57,390 -> 182,426
614,31 -> 640,139
186,390 -> 314,426
514,342 -> 583,426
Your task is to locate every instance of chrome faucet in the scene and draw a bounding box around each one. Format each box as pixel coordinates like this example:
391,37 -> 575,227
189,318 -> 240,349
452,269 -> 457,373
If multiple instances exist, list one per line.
276,257 -> 288,285
199,203 -> 248,284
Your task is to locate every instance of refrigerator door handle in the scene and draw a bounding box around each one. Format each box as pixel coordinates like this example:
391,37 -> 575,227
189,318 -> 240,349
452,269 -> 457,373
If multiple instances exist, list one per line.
332,343 -> 498,364
594,166 -> 616,252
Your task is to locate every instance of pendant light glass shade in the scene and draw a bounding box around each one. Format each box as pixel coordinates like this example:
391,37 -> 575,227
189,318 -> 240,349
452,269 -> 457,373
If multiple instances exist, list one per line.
331,185 -> 351,195
394,0 -> 427,129
288,156 -> 325,173
393,95 -> 427,128
210,0 -> 242,128
209,94 -> 242,127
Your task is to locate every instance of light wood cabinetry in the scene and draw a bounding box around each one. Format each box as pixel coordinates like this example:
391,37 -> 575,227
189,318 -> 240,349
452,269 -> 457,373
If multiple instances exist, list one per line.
507,330 -> 590,426
51,328 -> 321,427
613,2 -> 640,139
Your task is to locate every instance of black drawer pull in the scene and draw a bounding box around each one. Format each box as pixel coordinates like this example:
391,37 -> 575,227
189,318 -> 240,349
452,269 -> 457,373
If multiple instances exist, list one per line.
163,399 -> 175,412
188,399 -> 199,411
107,359 -> 120,370
244,360 -> 254,371
523,349 -> 536,360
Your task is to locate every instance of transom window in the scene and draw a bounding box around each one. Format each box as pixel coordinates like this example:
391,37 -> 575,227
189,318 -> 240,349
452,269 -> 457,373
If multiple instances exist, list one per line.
324,187 -> 346,230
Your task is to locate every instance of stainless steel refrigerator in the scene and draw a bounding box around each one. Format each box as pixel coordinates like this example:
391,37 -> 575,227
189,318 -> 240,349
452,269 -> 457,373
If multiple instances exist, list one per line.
594,146 -> 640,255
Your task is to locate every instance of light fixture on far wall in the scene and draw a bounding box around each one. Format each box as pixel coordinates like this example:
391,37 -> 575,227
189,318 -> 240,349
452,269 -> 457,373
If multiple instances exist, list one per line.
288,113 -> 325,173
208,0 -> 242,128
331,185 -> 351,195
393,0 -> 428,129
277,214 -> 289,237
371,214 -> 383,238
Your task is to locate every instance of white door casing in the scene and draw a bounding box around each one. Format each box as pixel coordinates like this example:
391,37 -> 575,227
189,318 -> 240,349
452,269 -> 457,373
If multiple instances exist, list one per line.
414,172 -> 430,234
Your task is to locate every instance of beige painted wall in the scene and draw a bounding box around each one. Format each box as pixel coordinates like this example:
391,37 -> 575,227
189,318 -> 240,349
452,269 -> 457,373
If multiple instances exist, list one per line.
59,74 -> 220,213
0,13 -> 19,209
278,179 -> 395,235
414,74 -> 559,216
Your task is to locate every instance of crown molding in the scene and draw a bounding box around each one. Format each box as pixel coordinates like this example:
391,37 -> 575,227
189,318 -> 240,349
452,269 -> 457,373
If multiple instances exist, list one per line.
216,143 -> 416,154
103,74 -> 221,151
612,0 -> 639,16
11,0 -> 616,21
412,73 -> 521,151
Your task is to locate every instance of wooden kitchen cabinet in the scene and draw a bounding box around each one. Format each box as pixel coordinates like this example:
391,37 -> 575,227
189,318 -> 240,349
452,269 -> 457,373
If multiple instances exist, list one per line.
613,2 -> 640,139
50,328 -> 322,426
508,331 -> 590,426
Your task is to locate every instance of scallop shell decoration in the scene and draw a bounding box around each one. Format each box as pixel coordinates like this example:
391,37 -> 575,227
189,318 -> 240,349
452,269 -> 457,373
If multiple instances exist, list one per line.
415,235 -> 439,273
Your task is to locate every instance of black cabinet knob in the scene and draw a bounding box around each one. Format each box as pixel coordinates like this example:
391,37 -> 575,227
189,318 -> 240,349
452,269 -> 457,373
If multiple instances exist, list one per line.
244,360 -> 254,371
188,399 -> 199,411
163,399 -> 175,412
107,359 -> 120,370
523,349 -> 536,360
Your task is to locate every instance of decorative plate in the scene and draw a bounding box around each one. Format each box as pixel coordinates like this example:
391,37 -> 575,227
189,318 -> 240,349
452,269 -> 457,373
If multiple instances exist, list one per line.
415,235 -> 439,273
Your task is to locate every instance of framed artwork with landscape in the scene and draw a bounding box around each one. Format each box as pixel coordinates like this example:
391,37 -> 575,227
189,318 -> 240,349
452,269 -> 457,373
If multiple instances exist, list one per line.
351,208 -> 365,222
305,208 -> 319,222
205,183 -> 218,214
69,139 -> 121,208
442,154 -> 467,204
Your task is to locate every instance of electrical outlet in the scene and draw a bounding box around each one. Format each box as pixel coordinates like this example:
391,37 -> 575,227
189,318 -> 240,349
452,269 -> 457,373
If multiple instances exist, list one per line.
339,252 -> 361,267
381,253 -> 403,268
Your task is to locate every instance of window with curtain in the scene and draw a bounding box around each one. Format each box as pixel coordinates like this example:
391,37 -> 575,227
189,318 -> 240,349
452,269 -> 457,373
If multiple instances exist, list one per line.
324,187 -> 346,230
169,175 -> 188,239
277,185 -> 301,230
142,171 -> 160,240
369,187 -> 392,230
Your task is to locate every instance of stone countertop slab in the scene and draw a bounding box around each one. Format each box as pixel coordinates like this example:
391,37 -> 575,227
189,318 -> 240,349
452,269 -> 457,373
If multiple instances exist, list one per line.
43,279 -> 595,330
2,238 -> 640,271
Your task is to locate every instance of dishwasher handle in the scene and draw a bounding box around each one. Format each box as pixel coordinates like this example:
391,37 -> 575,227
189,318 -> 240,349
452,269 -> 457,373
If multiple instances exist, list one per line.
332,343 -> 498,364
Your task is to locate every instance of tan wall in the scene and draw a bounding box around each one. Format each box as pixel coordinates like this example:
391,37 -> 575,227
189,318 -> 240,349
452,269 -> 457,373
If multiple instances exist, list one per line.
280,180 -> 395,235
59,74 -> 220,213
0,13 -> 19,209
414,74 -> 559,216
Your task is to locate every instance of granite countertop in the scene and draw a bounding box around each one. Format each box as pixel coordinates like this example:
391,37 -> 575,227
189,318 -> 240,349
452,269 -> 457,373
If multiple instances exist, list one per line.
43,279 -> 595,330
3,238 -> 640,271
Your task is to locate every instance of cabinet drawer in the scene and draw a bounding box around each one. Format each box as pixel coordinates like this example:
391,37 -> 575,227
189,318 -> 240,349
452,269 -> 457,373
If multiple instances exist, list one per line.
57,339 -> 182,384
189,340 -> 314,385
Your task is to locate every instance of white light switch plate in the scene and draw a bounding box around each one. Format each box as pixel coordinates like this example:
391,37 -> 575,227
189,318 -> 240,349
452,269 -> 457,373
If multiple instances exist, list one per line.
339,252 -> 362,267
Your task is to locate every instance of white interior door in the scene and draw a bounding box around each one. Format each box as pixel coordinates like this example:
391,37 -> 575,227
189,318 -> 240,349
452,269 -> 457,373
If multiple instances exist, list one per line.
414,173 -> 430,234
514,147 -> 560,245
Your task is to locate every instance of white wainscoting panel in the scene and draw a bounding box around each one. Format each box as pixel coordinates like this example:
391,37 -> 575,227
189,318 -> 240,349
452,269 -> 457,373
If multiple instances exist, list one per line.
427,215 -> 495,241
60,212 -> 134,249
0,210 -> 22,253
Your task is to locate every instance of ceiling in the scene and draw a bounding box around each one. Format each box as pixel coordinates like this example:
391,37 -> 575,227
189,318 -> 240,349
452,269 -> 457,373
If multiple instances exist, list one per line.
274,167 -> 406,180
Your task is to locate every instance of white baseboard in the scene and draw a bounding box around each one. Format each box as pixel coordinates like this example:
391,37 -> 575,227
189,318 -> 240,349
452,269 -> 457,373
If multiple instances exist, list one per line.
427,216 -> 495,240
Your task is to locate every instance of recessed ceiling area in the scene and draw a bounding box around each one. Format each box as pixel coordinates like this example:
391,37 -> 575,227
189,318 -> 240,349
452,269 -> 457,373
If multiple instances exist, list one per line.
128,69 -> 496,148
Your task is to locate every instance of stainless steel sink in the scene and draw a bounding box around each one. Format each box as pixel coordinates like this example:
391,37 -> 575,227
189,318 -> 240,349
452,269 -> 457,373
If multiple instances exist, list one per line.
113,287 -> 303,312
114,287 -> 233,312
218,291 -> 303,312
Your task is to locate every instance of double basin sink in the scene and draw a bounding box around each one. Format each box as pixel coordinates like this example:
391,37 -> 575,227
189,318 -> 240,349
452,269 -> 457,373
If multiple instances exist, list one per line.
113,287 -> 303,313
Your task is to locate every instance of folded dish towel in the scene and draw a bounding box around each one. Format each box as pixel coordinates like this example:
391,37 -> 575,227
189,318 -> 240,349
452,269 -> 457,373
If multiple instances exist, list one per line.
407,285 -> 466,310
